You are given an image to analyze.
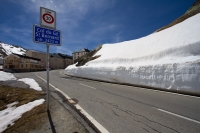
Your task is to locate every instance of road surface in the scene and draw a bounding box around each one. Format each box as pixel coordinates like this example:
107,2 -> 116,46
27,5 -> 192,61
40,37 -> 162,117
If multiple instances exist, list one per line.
13,70 -> 200,133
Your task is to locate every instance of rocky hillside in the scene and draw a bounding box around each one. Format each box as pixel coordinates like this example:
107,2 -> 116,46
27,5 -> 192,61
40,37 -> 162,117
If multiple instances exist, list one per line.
0,42 -> 26,58
74,45 -> 102,66
155,0 -> 200,32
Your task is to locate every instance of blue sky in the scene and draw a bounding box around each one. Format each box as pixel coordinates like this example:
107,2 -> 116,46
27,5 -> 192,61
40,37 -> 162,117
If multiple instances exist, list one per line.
0,0 -> 195,55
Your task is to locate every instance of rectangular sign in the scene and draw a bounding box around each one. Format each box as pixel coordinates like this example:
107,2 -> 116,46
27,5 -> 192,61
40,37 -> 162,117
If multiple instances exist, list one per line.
40,7 -> 56,29
33,25 -> 61,46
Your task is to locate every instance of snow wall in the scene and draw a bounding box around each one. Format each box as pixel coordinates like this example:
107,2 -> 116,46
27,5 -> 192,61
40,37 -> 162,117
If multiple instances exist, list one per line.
65,13 -> 200,95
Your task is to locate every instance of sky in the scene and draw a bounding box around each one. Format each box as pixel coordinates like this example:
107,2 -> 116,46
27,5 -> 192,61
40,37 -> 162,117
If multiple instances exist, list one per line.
0,0 -> 195,55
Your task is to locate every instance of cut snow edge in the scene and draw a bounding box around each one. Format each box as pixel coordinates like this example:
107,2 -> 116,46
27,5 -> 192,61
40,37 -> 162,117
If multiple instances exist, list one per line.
65,13 -> 200,95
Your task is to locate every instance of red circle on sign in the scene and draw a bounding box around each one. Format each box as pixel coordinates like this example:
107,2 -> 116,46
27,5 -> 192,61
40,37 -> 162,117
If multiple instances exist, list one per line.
43,13 -> 54,24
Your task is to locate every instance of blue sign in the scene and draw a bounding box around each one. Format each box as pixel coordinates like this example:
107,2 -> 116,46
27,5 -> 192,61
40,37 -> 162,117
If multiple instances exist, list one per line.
33,25 -> 61,46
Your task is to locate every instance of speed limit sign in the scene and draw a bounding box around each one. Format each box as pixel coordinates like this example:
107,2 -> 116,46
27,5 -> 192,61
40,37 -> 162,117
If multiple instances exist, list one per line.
40,7 -> 56,29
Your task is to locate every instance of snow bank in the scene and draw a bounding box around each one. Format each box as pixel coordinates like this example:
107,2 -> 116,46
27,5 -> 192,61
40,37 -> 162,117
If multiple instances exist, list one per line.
18,78 -> 42,91
0,71 -> 17,81
0,99 -> 45,133
66,13 -> 200,94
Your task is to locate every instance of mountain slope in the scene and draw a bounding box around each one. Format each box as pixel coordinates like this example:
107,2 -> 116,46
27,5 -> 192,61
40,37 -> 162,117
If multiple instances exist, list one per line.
0,43 -> 26,58
155,0 -> 200,32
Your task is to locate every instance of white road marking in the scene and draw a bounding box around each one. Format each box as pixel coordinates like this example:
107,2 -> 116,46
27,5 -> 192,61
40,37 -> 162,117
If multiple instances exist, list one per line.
59,71 -> 69,80
157,108 -> 200,124
36,73 -> 71,99
36,73 -> 109,133
60,71 -> 65,76
79,83 -> 96,89
74,104 -> 109,133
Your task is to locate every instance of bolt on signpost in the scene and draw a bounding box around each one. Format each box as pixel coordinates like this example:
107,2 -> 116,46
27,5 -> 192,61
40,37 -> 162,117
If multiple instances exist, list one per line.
33,7 -> 61,111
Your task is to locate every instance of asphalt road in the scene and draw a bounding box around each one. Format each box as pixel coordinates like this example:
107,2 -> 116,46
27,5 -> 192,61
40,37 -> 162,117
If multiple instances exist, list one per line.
14,70 -> 200,133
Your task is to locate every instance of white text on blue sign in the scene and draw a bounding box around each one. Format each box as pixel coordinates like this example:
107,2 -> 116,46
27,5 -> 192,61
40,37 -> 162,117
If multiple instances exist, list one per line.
34,25 -> 61,45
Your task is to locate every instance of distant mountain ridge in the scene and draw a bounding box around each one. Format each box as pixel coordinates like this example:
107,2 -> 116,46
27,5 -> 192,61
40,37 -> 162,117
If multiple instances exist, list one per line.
0,42 -> 26,58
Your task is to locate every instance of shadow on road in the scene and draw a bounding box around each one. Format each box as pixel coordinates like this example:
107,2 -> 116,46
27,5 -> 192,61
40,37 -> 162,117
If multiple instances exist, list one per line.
60,77 -> 94,83
47,110 -> 56,133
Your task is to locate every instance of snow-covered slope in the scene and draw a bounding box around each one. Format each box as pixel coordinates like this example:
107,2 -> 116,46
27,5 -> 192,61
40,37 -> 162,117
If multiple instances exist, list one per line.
0,43 -> 26,58
66,13 -> 200,94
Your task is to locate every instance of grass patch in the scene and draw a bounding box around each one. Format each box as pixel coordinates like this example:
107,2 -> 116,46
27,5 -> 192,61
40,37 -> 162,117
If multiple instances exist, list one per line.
3,103 -> 47,133
0,85 -> 45,111
0,85 -> 47,133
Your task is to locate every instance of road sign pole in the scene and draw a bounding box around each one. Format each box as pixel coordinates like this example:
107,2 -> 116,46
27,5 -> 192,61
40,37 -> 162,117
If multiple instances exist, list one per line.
46,44 -> 50,111
33,7 -> 61,111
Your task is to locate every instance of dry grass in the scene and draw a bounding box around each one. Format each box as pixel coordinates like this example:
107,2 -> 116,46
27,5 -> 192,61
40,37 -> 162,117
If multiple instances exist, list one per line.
0,85 -> 47,133
74,46 -> 102,67
3,103 -> 47,133
0,85 -> 45,111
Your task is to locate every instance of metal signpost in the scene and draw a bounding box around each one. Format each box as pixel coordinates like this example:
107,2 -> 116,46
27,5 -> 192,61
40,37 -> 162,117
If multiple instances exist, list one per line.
33,7 -> 61,111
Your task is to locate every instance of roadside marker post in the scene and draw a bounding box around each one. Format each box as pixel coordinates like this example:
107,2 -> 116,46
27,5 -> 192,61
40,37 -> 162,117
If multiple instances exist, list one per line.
46,45 -> 50,111
33,7 -> 61,111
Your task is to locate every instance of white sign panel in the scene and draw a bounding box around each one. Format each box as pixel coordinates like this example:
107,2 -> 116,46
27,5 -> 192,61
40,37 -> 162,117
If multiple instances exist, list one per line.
40,7 -> 56,29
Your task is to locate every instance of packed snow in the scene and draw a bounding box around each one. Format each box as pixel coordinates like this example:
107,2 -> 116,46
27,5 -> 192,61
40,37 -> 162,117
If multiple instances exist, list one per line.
18,78 -> 42,91
0,71 -> 17,81
0,99 -> 45,133
0,43 -> 26,56
0,72 -> 44,132
66,13 -> 200,94
0,71 -> 42,91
